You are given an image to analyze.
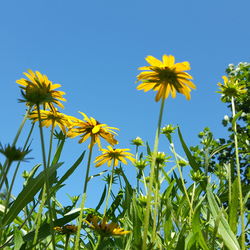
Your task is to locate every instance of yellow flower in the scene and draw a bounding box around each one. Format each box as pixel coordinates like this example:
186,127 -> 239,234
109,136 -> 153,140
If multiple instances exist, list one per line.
137,55 -> 196,101
94,146 -> 135,167
29,109 -> 74,134
84,214 -> 131,237
217,76 -> 247,101
17,70 -> 66,109
68,112 -> 119,148
53,225 -> 77,235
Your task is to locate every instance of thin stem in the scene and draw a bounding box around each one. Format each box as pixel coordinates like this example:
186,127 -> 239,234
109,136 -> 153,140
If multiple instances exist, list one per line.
33,188 -> 47,246
152,166 -> 159,243
0,107 -> 32,191
94,235 -> 104,250
103,159 -> 115,217
142,170 -> 148,194
3,123 -> 35,220
231,97 -> 245,249
135,145 -> 140,193
142,95 -> 166,250
74,138 -> 94,250
64,234 -> 70,250
47,123 -> 55,167
12,106 -> 32,147
171,142 -> 194,216
190,182 -> 196,225
36,104 -> 56,250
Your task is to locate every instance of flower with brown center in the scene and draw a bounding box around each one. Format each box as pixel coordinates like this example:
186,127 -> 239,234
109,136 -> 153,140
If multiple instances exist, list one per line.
68,112 -> 119,148
17,70 -> 66,109
84,214 -> 131,237
29,109 -> 74,134
137,55 -> 196,101
94,146 -> 135,167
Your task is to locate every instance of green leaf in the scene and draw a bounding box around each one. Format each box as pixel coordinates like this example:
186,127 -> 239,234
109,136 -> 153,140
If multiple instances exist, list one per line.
146,141 -> 151,155
192,199 -> 209,250
209,142 -> 232,158
53,151 -> 85,190
51,140 -> 65,166
229,178 -> 239,234
207,185 -> 241,250
106,190 -> 124,220
232,111 -> 243,128
95,185 -> 107,211
2,163 -> 62,226
177,127 -> 200,171
14,227 -> 24,250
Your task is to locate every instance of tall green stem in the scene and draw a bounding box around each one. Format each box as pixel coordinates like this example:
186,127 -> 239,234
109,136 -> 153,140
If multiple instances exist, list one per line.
12,107 -> 32,147
74,138 -> 94,250
47,123 -> 55,168
135,145 -> 140,193
94,235 -> 104,250
231,97 -> 245,249
103,159 -> 115,217
142,95 -> 166,250
36,104 -> 56,250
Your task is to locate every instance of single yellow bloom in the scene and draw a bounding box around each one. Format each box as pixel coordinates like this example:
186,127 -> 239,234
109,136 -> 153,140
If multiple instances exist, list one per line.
29,109 -> 74,134
67,112 -> 119,148
17,70 -> 66,109
94,146 -> 135,167
84,214 -> 131,237
217,76 -> 247,101
136,55 -> 196,101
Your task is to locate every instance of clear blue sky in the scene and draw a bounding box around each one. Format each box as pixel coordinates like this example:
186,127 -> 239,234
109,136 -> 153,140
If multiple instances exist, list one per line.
1,0 -> 249,207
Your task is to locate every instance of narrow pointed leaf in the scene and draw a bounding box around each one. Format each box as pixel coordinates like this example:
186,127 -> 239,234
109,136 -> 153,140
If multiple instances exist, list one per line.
177,127 -> 199,171
207,186 -> 240,250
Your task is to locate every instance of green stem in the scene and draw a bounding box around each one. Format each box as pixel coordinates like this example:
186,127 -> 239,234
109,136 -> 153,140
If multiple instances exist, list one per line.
3,123 -> 35,223
12,106 -> 32,147
142,95 -> 166,250
94,235 -> 104,250
152,166 -> 159,243
135,145 -> 140,193
142,170 -> 148,194
74,138 -> 94,250
64,234 -> 70,250
171,142 -> 193,217
33,187 -> 47,246
231,97 -> 245,249
0,107 -> 32,191
103,159 -> 115,217
36,104 -> 56,250
47,123 -> 55,168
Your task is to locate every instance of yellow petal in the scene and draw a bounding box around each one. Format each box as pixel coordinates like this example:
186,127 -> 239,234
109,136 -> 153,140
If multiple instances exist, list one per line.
145,55 -> 163,66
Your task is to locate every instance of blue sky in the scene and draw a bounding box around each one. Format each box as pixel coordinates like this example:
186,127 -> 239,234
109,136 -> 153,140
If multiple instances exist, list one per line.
0,0 -> 249,207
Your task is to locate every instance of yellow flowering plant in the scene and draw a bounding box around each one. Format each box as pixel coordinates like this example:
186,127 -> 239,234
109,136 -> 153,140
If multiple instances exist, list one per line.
0,59 -> 248,250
